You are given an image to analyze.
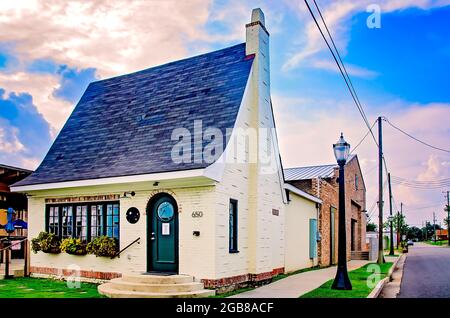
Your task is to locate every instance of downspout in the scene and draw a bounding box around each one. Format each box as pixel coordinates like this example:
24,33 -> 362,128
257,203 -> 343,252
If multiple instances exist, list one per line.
315,177 -> 321,266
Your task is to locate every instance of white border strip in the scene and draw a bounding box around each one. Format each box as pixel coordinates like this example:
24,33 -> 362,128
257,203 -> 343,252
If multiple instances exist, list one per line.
11,169 -> 207,192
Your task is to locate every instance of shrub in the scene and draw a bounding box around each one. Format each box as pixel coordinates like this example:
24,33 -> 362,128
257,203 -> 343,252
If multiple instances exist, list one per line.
87,236 -> 118,257
31,231 -> 61,254
60,238 -> 87,255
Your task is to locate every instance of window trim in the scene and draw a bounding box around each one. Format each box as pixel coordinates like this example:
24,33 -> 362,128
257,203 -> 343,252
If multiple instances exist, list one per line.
45,201 -> 120,245
229,199 -> 239,253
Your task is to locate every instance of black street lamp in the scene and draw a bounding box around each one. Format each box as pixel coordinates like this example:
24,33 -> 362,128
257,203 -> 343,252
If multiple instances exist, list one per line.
331,133 -> 352,290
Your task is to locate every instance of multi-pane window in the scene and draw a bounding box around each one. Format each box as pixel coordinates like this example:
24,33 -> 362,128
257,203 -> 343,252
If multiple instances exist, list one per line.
229,199 -> 238,253
106,203 -> 120,240
76,205 -> 88,241
46,202 -> 119,244
90,205 -> 104,239
61,206 -> 73,239
48,206 -> 60,236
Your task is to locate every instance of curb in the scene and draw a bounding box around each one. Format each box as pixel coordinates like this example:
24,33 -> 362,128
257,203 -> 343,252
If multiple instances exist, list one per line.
367,255 -> 403,299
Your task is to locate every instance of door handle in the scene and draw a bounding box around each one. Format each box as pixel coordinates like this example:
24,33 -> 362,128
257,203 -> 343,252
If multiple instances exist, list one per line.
151,232 -> 156,241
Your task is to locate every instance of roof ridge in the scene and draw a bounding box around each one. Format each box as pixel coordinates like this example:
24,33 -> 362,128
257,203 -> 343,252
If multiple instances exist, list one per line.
93,42 -> 248,85
285,163 -> 337,170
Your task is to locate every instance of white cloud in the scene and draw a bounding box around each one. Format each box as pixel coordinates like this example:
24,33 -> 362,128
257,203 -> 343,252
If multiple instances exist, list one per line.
311,59 -> 379,78
283,0 -> 450,72
0,72 -> 72,135
0,126 -> 24,153
0,0 -> 213,78
272,94 -> 450,226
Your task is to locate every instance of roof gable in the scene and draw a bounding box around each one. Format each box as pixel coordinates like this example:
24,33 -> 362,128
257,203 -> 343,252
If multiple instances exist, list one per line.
15,43 -> 254,186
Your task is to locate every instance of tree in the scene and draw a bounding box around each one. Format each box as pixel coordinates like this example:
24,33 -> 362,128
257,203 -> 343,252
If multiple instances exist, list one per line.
444,216 -> 449,228
421,221 -> 441,241
407,226 -> 422,241
366,222 -> 377,232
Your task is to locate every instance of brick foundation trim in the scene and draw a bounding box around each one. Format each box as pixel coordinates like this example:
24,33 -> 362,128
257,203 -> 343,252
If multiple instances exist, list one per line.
30,266 -> 122,280
201,267 -> 285,289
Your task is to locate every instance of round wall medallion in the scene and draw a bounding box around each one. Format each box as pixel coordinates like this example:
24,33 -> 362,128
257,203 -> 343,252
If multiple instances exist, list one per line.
157,201 -> 174,222
126,207 -> 140,224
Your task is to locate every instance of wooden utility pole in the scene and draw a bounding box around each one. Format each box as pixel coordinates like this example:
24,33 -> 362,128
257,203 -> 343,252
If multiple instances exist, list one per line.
377,117 -> 385,264
433,212 -> 437,242
446,191 -> 450,246
400,203 -> 403,242
425,221 -> 428,241
388,173 -> 395,255
396,211 -> 400,249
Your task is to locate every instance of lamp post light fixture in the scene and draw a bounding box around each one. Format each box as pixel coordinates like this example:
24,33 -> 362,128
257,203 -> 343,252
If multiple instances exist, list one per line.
331,133 -> 352,290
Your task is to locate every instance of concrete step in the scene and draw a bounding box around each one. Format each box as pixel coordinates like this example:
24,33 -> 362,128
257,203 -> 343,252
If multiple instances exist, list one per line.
108,279 -> 204,293
98,283 -> 215,298
0,269 -> 24,278
98,274 -> 215,298
121,274 -> 193,285
351,251 -> 370,260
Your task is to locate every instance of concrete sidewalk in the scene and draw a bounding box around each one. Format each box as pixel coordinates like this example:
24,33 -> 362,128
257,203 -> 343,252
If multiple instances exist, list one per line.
231,260 -> 370,298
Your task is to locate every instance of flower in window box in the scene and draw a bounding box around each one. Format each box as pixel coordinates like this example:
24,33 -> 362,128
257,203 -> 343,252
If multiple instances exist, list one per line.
87,236 -> 118,257
31,231 -> 61,254
60,237 -> 88,256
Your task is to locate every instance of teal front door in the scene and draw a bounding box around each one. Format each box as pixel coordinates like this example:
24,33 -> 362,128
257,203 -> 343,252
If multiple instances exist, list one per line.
148,195 -> 178,273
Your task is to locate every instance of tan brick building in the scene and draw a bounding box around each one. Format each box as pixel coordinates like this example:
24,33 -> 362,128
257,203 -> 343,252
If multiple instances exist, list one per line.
284,155 -> 367,267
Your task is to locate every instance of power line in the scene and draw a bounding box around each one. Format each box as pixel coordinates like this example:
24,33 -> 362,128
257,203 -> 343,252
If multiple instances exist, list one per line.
384,117 -> 450,153
391,175 -> 450,189
306,0 -> 396,198
406,203 -> 447,211
304,0 -> 378,150
305,0 -> 405,224
391,176 -> 450,185
350,119 -> 377,154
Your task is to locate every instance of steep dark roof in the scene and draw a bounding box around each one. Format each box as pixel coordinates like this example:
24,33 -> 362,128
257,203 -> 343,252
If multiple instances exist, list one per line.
15,43 -> 254,186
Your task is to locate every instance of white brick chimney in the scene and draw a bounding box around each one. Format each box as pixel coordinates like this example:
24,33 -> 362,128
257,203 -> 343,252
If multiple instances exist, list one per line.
245,9 -> 286,275
246,8 -> 271,118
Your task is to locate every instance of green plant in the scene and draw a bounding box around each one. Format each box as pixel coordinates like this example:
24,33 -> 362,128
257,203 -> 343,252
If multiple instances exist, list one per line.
87,236 -> 118,257
31,231 -> 61,254
60,238 -> 87,255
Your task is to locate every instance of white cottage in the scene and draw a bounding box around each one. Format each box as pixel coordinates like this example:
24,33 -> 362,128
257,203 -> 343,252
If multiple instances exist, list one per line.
12,9 -> 320,296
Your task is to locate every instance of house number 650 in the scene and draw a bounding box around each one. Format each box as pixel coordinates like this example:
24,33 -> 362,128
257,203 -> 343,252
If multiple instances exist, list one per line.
192,211 -> 203,218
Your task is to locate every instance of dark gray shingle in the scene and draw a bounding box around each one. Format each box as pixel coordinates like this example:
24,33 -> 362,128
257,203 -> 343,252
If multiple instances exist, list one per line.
15,43 -> 253,186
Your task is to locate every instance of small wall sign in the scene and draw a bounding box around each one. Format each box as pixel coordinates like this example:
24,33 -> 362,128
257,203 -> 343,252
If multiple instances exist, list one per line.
192,211 -> 203,218
126,207 -> 140,224
162,223 -> 170,235
272,209 -> 279,216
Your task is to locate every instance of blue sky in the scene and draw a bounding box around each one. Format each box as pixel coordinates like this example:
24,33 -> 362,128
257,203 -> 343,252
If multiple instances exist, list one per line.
0,0 -> 449,226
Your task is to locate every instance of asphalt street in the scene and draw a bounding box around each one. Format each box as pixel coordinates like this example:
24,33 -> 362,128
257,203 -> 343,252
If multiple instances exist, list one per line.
398,242 -> 450,298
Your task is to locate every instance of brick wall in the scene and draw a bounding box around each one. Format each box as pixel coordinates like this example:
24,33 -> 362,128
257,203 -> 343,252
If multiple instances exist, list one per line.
288,156 -> 367,267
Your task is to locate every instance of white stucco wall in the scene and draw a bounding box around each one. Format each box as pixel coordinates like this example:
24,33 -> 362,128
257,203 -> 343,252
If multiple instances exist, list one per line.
284,192 -> 318,272
27,183 -> 218,280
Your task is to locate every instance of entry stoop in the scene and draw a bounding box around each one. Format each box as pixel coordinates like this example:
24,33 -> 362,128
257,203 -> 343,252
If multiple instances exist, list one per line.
351,251 -> 370,260
0,262 -> 25,280
98,274 -> 215,298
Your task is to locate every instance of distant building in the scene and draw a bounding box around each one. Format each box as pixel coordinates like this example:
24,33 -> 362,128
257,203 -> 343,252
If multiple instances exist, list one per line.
0,164 -> 32,258
284,155 -> 368,266
436,229 -> 448,241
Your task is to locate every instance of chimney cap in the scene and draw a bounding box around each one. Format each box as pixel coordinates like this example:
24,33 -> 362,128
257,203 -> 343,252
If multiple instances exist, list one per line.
251,8 -> 265,26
